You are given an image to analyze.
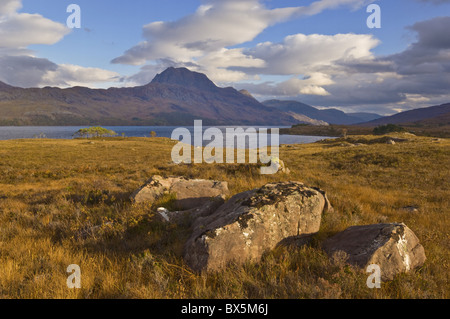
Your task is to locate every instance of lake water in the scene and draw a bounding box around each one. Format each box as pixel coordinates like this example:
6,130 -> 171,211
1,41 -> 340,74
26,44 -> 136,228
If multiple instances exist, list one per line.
0,126 -> 331,146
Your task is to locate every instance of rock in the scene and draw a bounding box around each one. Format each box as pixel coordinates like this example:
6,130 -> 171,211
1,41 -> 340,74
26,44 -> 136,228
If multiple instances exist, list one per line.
402,206 -> 419,213
260,156 -> 290,175
183,181 -> 329,272
277,159 -> 290,174
322,223 -> 426,281
157,207 -> 171,222
131,176 -> 229,210
312,187 -> 334,213
155,197 -> 226,225
386,139 -> 396,145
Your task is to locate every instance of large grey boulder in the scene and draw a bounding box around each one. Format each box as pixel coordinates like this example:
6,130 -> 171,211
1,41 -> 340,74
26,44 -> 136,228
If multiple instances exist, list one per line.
322,223 -> 426,281
183,182 -> 331,272
130,176 -> 229,210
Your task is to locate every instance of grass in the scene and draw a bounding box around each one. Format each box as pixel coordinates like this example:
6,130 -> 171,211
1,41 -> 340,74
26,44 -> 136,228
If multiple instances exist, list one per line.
0,134 -> 448,299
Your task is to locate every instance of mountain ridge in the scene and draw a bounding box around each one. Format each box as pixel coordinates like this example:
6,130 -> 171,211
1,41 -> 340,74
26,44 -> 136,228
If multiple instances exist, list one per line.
0,68 -> 299,126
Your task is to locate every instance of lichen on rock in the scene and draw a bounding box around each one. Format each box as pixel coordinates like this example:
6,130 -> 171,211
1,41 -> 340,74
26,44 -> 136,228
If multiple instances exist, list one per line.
183,181 -> 330,272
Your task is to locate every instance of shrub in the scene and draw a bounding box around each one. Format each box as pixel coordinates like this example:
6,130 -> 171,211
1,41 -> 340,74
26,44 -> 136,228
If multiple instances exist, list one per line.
373,124 -> 406,135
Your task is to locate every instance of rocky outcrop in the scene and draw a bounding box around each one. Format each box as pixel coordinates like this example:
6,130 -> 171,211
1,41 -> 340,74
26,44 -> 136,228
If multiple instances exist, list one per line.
322,223 -> 426,281
183,182 -> 331,272
131,176 -> 229,210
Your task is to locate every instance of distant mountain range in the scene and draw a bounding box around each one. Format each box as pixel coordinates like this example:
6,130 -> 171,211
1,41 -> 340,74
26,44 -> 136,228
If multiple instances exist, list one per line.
262,100 -> 382,125
0,67 -> 447,127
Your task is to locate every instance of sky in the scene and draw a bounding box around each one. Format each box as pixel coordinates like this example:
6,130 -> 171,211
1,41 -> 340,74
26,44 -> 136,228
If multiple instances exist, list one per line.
0,0 -> 449,115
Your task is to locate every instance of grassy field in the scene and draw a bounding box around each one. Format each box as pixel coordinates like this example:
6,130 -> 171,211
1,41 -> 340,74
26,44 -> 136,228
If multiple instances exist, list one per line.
0,134 -> 448,299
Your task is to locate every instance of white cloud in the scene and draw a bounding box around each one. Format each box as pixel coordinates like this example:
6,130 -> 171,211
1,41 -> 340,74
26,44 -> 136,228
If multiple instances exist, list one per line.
226,33 -> 379,97
112,0 -> 302,65
0,0 -> 22,16
42,64 -> 120,88
0,6 -> 69,49
0,0 -> 119,88
244,33 -> 379,75
0,55 -> 120,88
113,0 -> 374,84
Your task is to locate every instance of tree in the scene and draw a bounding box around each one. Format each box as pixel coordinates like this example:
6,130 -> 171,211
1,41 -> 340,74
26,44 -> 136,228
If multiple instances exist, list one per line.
73,127 -> 118,138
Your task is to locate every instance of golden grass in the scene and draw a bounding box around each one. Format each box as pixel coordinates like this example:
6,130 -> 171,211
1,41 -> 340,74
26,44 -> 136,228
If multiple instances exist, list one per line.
0,134 -> 448,299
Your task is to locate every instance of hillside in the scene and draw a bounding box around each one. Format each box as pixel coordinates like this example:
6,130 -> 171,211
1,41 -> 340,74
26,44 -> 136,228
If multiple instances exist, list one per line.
0,68 -> 299,126
360,103 -> 450,126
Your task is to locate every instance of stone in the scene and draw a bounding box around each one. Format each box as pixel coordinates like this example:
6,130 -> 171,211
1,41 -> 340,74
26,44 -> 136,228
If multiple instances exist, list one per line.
155,197 -> 226,225
260,156 -> 290,174
278,160 -> 291,175
183,181 -> 329,272
312,187 -> 334,213
386,139 -> 396,145
322,223 -> 426,281
402,206 -> 419,213
130,175 -> 229,210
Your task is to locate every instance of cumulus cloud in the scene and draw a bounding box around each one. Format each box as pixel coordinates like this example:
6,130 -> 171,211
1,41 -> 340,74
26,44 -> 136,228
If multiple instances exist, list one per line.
0,55 -> 119,88
0,0 -> 22,16
0,3 -> 69,49
333,17 -> 450,103
112,0 -> 302,65
234,15 -> 450,113
0,0 -> 119,88
0,55 -> 58,87
226,32 -> 379,97
42,64 -> 120,88
114,0 -> 375,84
244,33 -> 379,75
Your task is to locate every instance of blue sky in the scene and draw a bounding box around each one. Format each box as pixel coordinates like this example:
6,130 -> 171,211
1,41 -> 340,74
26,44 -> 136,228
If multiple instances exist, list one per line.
1,0 -> 450,114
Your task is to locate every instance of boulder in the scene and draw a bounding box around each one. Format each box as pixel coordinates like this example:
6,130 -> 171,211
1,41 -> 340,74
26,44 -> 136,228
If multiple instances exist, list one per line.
386,139 -> 396,145
260,156 -> 290,175
183,181 -> 330,272
278,159 -> 290,175
322,223 -> 426,281
130,176 -> 229,210
402,206 -> 419,213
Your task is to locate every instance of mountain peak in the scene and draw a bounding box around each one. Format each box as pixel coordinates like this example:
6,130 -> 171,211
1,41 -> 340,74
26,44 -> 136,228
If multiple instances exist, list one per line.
151,67 -> 218,91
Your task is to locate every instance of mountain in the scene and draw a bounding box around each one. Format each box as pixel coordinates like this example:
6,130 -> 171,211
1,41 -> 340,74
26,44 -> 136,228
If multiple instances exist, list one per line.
0,68 -> 298,126
262,100 -> 382,125
347,112 -> 382,123
151,67 -> 218,92
359,103 -> 450,126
